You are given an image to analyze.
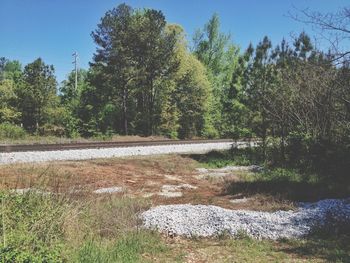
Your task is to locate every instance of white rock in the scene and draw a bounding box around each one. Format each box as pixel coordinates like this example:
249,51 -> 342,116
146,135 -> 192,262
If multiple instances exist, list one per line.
93,186 -> 124,194
158,183 -> 197,198
10,188 -> 52,195
142,193 -> 155,198
195,168 -> 209,173
158,191 -> 183,198
230,197 -> 250,204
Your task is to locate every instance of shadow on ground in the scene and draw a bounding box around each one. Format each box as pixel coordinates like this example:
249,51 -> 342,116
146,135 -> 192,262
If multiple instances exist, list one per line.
278,235 -> 350,262
224,179 -> 349,202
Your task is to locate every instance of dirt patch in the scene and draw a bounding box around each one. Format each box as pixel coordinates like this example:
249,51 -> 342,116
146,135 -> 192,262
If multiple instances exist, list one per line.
0,155 -> 294,211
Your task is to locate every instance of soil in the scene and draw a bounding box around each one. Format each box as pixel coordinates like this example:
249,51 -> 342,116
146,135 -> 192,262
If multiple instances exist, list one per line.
0,155 -> 292,211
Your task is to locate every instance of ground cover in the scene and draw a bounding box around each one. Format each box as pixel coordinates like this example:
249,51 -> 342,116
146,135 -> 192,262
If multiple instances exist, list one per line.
0,151 -> 348,262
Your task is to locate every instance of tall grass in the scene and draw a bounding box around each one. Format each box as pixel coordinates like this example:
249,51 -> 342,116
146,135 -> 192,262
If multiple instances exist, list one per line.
0,189 -> 164,262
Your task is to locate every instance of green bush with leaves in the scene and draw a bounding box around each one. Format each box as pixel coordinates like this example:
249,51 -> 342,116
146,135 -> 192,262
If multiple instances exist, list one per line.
0,123 -> 26,139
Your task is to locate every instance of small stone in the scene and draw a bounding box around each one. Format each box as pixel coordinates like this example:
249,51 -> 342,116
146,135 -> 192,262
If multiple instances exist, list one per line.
93,186 -> 124,194
230,197 -> 250,204
142,193 -> 155,198
158,191 -> 183,198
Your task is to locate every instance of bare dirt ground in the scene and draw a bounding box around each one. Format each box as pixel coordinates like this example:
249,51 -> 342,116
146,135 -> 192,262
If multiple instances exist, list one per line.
0,155 -> 293,211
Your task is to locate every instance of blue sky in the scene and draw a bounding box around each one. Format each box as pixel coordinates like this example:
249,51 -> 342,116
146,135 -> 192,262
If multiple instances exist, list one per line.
0,0 -> 348,82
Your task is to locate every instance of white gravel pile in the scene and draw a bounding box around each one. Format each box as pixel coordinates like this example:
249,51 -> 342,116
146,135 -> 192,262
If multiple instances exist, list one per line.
0,142 -> 236,164
141,199 -> 350,239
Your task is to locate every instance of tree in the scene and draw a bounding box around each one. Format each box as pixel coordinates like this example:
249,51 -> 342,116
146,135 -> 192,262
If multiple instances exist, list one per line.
244,36 -> 277,155
60,69 -> 90,137
0,58 -> 22,124
291,7 -> 350,63
127,8 -> 179,135
17,58 -> 57,131
90,4 -> 179,136
91,3 -> 136,135
192,13 -> 240,136
0,79 -> 21,123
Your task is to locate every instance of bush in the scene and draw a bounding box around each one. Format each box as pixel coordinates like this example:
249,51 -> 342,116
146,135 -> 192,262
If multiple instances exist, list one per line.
38,123 -> 65,137
0,123 -> 26,139
284,133 -> 350,183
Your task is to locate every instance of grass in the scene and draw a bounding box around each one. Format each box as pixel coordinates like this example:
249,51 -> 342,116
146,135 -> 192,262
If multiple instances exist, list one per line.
156,234 -> 350,262
189,149 -> 349,203
187,147 -> 262,168
74,231 -> 168,263
0,152 -> 349,262
225,167 -> 349,202
0,191 -> 165,262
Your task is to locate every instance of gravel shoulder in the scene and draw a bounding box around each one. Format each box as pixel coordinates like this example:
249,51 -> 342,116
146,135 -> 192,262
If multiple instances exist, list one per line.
0,142 -> 234,164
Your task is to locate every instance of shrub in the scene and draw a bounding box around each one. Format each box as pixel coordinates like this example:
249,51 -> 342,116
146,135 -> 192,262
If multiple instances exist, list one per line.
0,123 -> 26,139
39,123 -> 66,137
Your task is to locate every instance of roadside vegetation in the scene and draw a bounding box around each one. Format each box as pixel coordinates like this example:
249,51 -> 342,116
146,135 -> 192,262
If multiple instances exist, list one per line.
0,2 -> 349,262
0,191 -> 168,262
0,151 -> 349,262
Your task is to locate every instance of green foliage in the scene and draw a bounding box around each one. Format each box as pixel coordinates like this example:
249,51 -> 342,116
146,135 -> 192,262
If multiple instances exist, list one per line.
0,192 -> 68,262
193,13 -> 241,137
89,4 -> 180,136
0,79 -> 21,123
17,58 -> 57,132
0,123 -> 26,139
76,232 -> 166,263
285,133 -> 350,183
188,148 -> 260,168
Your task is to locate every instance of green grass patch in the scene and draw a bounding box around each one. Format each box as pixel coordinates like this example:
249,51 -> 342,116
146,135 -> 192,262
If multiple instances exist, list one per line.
0,191 -> 166,262
187,148 -> 260,168
76,231 -> 167,263
225,167 -> 349,202
226,234 -> 350,263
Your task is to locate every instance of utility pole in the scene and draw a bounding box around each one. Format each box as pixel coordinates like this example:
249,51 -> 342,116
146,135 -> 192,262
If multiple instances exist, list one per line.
72,52 -> 78,91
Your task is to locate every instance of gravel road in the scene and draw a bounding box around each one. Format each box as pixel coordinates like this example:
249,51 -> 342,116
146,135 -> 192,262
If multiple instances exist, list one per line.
142,199 -> 350,239
0,142 -> 238,164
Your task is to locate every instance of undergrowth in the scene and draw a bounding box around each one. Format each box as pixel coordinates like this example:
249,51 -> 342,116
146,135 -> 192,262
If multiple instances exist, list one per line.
0,191 -> 164,262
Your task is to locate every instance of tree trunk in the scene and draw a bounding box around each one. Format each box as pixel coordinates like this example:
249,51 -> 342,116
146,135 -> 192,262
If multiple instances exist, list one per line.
280,122 -> 286,164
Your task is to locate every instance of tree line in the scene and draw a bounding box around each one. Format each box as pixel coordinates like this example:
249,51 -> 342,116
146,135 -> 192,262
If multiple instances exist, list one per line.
1,3 -> 349,156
